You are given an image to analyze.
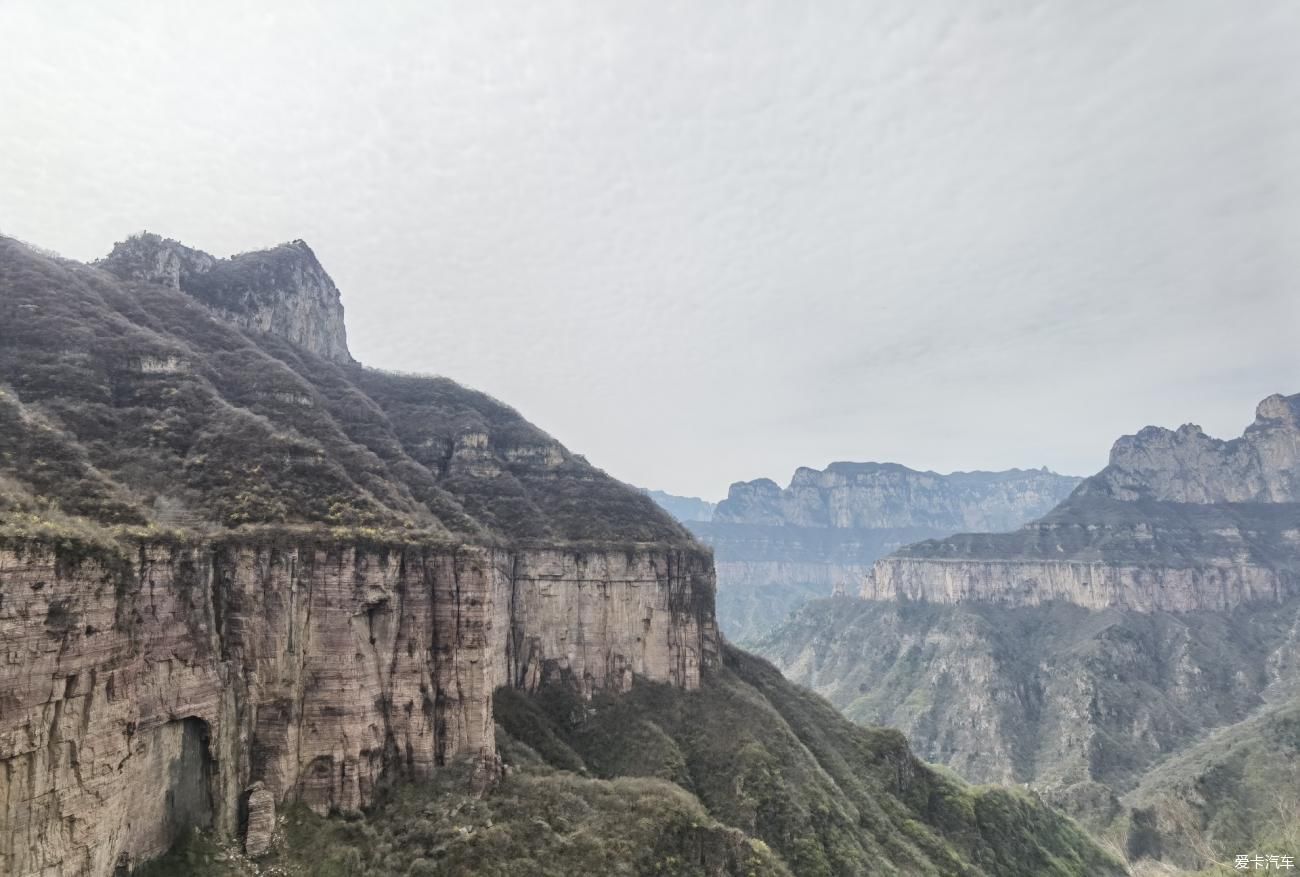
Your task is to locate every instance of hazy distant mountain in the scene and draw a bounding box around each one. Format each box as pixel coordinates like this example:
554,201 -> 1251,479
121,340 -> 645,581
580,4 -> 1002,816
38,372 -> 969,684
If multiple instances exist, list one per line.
641,488 -> 716,522
693,463 -> 1081,641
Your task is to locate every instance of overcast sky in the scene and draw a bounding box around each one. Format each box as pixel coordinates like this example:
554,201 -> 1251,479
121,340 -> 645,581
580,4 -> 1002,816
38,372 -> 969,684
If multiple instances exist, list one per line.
3,2 -> 1298,499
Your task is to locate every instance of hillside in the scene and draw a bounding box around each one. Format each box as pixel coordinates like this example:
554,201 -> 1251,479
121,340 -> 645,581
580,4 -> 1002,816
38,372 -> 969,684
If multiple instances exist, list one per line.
142,647 -> 1126,877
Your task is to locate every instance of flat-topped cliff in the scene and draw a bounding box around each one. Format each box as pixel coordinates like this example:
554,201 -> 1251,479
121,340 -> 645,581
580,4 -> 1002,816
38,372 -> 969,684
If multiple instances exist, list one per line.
864,395 -> 1300,610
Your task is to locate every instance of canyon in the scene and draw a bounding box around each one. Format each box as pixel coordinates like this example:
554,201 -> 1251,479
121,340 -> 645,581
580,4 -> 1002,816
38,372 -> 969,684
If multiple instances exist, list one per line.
0,233 -> 1118,877
758,395 -> 1300,870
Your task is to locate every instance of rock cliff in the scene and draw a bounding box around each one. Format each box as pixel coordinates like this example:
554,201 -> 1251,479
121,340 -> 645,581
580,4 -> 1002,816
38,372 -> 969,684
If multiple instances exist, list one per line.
864,396 -> 1300,610
0,235 -> 716,876
97,233 -> 354,364
675,465 -> 1079,640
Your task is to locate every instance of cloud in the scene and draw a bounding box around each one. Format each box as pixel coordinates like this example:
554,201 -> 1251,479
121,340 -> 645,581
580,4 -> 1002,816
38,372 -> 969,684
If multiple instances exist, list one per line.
2,0 -> 1297,498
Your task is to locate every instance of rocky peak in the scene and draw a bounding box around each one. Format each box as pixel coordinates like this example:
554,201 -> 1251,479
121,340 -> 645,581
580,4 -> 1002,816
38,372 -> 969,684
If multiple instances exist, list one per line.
1086,392 -> 1300,503
99,232 -> 353,364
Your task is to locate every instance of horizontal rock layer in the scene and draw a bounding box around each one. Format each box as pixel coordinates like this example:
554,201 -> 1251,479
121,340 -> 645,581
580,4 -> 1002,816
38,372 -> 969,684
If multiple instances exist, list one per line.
0,540 -> 716,877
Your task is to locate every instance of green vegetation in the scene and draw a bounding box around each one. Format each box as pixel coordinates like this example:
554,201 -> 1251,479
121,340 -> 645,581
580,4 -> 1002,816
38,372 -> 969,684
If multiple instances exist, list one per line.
1121,698 -> 1300,874
139,648 -> 1122,876
494,646 -> 1123,877
137,749 -> 785,877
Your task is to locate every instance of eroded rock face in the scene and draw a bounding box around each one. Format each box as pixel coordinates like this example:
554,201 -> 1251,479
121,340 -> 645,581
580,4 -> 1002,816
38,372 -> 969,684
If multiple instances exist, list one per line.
98,233 -> 353,364
1088,394 -> 1300,503
864,394 -> 1300,610
0,541 -> 717,877
506,549 -> 718,695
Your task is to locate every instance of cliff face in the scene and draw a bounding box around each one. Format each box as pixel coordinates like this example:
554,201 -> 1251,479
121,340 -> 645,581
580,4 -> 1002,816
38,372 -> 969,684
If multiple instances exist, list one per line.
1,541 -> 714,877
0,234 -> 716,876
97,233 -> 354,364
865,396 -> 1300,610
676,465 -> 1079,640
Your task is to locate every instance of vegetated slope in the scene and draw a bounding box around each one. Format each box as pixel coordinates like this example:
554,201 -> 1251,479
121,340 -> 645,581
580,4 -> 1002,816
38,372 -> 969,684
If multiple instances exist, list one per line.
130,646 -> 1126,877
137,754 -> 786,877
0,234 -> 685,547
494,646 -> 1125,877
756,597 -> 1300,799
1122,697 -> 1300,875
754,591 -> 1300,872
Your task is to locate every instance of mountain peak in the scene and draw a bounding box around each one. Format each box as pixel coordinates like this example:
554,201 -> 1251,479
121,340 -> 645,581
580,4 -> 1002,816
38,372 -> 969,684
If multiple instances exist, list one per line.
98,232 -> 353,364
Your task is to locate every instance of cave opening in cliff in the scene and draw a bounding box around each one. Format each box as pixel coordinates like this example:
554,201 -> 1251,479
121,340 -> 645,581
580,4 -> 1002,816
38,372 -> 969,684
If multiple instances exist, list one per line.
163,717 -> 216,842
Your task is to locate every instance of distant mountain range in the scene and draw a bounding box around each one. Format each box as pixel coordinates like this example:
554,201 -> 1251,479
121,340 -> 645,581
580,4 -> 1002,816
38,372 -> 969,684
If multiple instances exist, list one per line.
756,394 -> 1300,873
639,488 -> 716,522
647,465 -> 1081,640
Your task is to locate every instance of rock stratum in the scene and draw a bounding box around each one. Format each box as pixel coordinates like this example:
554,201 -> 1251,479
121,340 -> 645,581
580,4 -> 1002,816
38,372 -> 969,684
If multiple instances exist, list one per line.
0,233 -> 1120,877
864,395 -> 1300,610
676,465 -> 1079,640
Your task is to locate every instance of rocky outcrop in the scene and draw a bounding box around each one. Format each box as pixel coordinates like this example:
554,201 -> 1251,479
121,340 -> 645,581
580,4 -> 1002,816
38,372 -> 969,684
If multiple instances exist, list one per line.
507,549 -> 718,696
864,395 -> 1300,610
1085,393 -> 1300,503
98,233 -> 353,364
0,540 -> 716,876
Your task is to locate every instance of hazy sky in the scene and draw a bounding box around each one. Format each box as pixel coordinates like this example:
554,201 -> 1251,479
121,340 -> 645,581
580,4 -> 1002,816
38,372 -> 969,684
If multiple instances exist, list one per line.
3,2 -> 1298,499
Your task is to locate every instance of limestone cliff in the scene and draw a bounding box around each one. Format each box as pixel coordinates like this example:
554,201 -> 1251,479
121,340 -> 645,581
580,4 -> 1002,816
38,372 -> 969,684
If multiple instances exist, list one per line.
0,234 -> 716,876
864,395 -> 1300,610
97,233 -> 354,364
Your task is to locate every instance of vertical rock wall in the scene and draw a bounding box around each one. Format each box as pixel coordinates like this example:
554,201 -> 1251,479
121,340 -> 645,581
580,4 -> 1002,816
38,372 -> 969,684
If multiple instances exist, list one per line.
0,539 -> 717,876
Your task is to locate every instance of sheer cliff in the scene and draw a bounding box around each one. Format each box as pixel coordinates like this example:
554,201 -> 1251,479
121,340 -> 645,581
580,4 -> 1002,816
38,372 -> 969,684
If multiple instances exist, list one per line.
685,464 -> 1079,640
0,234 -> 1119,877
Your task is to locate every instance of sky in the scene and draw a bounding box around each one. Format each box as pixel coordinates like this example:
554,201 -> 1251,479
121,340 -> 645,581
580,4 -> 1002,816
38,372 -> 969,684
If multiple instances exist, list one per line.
2,1 -> 1298,500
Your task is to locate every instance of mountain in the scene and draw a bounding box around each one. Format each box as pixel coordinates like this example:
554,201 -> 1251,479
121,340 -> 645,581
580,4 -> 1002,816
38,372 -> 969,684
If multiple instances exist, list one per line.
642,487 -> 717,523
692,464 -> 1081,641
757,398 -> 1300,872
0,233 -> 1117,877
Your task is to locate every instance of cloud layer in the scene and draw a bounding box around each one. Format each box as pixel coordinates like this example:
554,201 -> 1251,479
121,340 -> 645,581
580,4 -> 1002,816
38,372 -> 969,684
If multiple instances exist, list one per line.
3,1 -> 1297,498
